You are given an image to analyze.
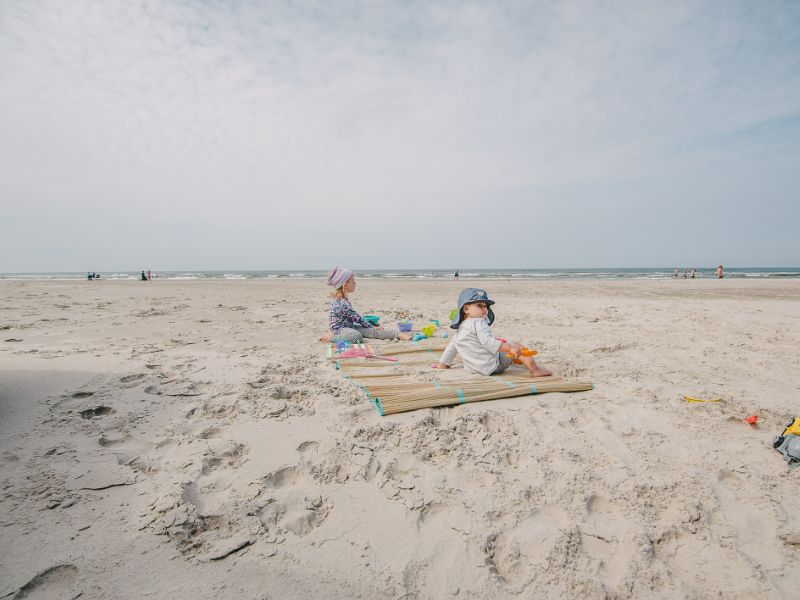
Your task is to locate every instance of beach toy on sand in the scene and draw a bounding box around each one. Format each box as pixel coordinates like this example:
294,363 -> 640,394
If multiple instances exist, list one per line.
684,396 -> 721,403
745,415 -> 758,425
772,417 -> 800,450
506,346 -> 538,364
411,323 -> 437,342
335,340 -> 351,351
363,315 -> 380,325
782,417 -> 800,436
337,347 -> 398,362
494,338 -> 537,363
449,309 -> 458,321
429,319 -> 441,327
397,321 -> 413,332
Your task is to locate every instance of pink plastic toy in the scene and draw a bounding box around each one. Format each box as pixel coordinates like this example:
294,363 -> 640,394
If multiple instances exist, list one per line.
337,347 -> 398,362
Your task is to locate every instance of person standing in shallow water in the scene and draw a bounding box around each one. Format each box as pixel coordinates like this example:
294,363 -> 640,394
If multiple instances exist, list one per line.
454,269 -> 459,280
716,265 -> 724,279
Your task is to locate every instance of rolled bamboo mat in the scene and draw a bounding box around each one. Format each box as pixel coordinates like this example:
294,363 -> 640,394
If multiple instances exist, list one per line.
375,339 -> 450,355
373,379 -> 594,415
326,341 -> 593,415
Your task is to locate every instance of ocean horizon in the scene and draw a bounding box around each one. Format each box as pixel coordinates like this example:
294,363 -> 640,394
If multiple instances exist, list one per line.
2,267 -> 799,281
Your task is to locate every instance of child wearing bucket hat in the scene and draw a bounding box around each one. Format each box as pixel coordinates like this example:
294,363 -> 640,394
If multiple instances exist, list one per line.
321,266 -> 413,344
435,288 -> 551,377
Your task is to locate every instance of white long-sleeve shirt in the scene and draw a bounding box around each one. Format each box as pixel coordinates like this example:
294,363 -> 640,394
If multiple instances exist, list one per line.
439,317 -> 502,376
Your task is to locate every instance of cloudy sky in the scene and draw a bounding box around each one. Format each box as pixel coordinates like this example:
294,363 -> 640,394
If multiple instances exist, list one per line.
1,0 -> 798,271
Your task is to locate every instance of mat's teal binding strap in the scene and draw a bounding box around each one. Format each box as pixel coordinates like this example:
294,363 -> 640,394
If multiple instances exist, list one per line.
457,389 -> 465,404
335,360 -> 340,370
530,383 -> 538,394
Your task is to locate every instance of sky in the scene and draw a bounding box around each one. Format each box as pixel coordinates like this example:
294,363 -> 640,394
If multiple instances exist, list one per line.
1,0 -> 799,271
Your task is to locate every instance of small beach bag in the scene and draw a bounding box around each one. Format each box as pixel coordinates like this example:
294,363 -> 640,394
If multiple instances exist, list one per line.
774,434 -> 800,467
773,418 -> 800,467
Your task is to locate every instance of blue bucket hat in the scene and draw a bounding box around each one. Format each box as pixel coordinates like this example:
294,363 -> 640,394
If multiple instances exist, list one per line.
451,288 -> 495,329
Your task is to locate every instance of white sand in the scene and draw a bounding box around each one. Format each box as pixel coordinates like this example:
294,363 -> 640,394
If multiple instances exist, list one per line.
1,278 -> 799,599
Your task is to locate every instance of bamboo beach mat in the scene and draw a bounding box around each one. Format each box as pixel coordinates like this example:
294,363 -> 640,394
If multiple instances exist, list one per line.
326,339 -> 593,415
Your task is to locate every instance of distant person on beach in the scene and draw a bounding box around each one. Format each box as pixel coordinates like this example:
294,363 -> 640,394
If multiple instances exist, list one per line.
683,268 -> 688,279
716,265 -> 724,279
147,270 -> 152,281
673,268 -> 679,278
320,266 -> 413,344
454,269 -> 459,280
87,272 -> 93,281
141,270 -> 148,281
435,288 -> 551,378
93,272 -> 100,280
691,269 -> 696,279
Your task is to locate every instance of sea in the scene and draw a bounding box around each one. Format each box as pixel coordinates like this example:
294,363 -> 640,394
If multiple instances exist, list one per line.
1,268 -> 799,281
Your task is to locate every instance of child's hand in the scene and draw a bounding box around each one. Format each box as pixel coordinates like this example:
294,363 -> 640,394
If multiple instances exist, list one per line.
432,363 -> 450,369
507,344 -> 521,358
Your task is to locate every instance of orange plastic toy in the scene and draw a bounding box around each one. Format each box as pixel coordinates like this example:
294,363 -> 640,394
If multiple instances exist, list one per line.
506,346 -> 538,364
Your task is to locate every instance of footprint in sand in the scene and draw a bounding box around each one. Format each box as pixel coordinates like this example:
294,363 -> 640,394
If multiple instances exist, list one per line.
79,406 -> 114,419
263,465 -> 305,489
201,442 -> 247,474
579,494 -> 635,589
297,441 -> 319,457
70,391 -> 95,399
257,465 -> 332,537
11,563 -> 80,599
198,427 -> 222,439
711,470 -> 784,575
484,504 -> 569,592
652,478 -> 768,598
145,381 -> 205,397
119,373 -> 146,388
97,433 -> 130,447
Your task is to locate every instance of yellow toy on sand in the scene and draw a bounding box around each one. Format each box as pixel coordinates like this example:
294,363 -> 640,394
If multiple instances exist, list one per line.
421,323 -> 436,338
684,396 -> 721,403
781,417 -> 800,436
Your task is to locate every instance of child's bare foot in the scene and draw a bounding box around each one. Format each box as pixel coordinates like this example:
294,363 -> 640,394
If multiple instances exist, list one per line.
520,355 -> 551,378
398,332 -> 413,341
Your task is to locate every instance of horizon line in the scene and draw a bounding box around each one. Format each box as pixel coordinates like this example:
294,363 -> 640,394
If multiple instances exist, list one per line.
3,266 -> 800,275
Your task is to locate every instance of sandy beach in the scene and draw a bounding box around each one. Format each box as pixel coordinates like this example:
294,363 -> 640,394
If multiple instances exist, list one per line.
1,277 -> 799,599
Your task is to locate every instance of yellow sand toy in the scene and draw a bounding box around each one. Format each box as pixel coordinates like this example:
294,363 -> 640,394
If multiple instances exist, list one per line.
684,396 -> 721,403
781,417 -> 800,436
421,323 -> 436,338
